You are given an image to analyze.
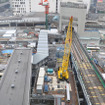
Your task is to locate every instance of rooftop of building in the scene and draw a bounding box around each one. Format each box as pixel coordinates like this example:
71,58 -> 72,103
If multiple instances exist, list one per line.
60,1 -> 87,9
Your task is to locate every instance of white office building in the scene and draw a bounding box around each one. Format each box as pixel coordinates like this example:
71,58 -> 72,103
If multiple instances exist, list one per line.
10,0 -> 56,15
59,2 -> 100,45
10,0 -> 31,15
10,0 -> 84,15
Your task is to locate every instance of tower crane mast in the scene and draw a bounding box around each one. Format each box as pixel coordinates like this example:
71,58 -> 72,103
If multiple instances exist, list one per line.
39,0 -> 49,29
58,16 -> 73,81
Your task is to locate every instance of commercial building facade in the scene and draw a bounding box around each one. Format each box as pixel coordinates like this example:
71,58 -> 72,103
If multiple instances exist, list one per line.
10,0 -> 31,15
96,0 -> 105,13
59,2 -> 87,35
59,2 -> 100,46
10,0 -> 83,15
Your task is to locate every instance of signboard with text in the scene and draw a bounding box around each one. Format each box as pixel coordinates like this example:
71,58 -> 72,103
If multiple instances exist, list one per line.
97,0 -> 103,3
43,0 -> 48,5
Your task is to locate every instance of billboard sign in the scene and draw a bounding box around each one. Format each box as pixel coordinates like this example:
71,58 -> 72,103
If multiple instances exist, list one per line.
43,0 -> 48,5
97,0 -> 103,3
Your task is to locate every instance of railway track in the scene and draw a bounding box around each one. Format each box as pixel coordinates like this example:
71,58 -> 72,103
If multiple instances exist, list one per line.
71,32 -> 105,105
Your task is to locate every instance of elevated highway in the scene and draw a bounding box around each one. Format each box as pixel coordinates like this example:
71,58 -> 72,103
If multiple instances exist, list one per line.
71,32 -> 105,105
0,48 -> 32,105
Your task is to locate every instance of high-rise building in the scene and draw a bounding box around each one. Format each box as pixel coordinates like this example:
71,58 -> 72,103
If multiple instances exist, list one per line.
96,0 -> 105,13
10,0 -> 56,15
10,0 -> 31,15
89,0 -> 105,13
10,0 -> 84,15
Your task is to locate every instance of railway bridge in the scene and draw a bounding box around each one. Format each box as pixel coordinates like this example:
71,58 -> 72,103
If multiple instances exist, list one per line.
71,31 -> 105,105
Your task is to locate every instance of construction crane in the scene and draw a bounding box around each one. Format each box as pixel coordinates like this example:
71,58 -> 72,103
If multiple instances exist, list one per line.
39,0 -> 49,29
58,16 -> 73,81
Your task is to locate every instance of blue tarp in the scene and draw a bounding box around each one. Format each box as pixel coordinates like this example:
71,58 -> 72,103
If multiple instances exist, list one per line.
52,15 -> 59,21
2,50 -> 13,54
47,68 -> 53,73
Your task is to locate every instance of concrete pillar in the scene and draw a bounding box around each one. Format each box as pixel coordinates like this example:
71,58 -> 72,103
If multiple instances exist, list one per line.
9,23 -> 11,27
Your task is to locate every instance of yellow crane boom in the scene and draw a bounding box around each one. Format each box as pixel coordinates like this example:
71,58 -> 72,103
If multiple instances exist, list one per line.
58,16 -> 73,81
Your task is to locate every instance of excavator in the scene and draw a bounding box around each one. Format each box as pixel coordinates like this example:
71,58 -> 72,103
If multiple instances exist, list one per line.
58,16 -> 73,82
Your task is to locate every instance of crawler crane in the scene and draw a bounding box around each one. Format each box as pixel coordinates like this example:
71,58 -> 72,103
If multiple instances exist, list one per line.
58,16 -> 73,81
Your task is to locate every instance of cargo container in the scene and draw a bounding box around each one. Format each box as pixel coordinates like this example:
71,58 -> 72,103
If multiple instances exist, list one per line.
94,58 -> 98,65
44,84 -> 49,92
66,83 -> 70,102
36,85 -> 43,94
39,69 -> 45,77
44,75 -> 48,82
44,76 -> 51,82
37,77 -> 44,85
47,68 -> 53,74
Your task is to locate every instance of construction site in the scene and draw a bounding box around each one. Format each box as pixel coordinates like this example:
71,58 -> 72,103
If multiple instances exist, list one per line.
0,0 -> 105,105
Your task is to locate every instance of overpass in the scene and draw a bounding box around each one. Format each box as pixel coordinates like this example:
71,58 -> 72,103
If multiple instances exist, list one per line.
0,12 -> 45,27
0,48 -> 32,105
71,32 -> 105,105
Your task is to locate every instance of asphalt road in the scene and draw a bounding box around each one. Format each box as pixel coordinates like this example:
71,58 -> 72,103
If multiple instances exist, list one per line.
0,48 -> 32,105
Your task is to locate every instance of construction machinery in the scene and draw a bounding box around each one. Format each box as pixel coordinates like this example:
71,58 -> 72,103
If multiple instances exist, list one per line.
58,16 -> 73,81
